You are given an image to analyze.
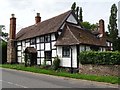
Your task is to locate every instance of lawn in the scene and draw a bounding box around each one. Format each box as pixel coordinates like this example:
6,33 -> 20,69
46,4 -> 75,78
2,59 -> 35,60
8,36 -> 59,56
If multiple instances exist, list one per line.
0,64 -> 119,84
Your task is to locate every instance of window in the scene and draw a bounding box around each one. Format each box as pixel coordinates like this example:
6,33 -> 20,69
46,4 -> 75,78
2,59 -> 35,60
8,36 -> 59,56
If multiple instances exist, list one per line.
45,51 -> 52,61
40,36 -> 44,42
45,35 -> 50,42
62,46 -> 70,57
30,39 -> 35,44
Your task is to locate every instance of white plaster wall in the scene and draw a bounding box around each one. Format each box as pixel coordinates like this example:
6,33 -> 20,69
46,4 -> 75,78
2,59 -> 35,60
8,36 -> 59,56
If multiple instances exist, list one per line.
30,45 -> 36,48
37,51 -> 40,57
51,34 -> 56,41
41,51 -> 44,57
66,14 -> 77,24
26,42 -> 30,47
22,41 -> 25,46
45,43 -> 50,50
41,58 -> 44,64
17,46 -> 21,50
17,42 -> 21,45
52,41 -> 56,49
37,58 -> 40,64
52,50 -> 56,57
106,42 -> 110,46
21,57 -> 25,63
72,46 -> 77,68
36,37 -> 40,43
41,43 -> 44,50
18,57 -> 21,63
57,46 -> 77,68
37,44 -> 40,50
17,51 -> 21,56
46,61 -> 51,65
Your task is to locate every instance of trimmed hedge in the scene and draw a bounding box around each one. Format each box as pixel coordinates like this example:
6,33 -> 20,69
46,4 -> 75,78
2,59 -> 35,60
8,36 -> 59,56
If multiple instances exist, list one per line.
79,51 -> 120,65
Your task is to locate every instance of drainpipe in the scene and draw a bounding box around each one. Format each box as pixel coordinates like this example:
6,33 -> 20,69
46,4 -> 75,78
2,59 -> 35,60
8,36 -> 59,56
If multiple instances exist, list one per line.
70,46 -> 73,73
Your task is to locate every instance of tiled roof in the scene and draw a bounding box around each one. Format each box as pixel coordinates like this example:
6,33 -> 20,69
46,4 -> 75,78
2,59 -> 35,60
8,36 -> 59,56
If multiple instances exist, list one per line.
16,10 -> 72,41
55,23 -> 106,46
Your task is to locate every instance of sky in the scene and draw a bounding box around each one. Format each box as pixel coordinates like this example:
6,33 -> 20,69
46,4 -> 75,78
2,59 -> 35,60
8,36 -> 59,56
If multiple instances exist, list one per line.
0,0 -> 119,35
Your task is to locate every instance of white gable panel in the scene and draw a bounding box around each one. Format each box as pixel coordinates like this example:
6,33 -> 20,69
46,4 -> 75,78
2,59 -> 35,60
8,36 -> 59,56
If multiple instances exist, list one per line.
66,14 -> 77,24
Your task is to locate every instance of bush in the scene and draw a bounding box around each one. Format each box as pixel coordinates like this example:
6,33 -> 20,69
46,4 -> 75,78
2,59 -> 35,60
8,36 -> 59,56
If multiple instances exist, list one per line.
52,55 -> 60,70
79,51 -> 120,65
1,41 -> 7,64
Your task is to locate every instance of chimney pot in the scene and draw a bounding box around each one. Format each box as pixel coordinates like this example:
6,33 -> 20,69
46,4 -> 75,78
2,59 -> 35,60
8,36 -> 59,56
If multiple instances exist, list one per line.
11,14 -> 15,18
35,12 -> 41,24
37,13 -> 40,16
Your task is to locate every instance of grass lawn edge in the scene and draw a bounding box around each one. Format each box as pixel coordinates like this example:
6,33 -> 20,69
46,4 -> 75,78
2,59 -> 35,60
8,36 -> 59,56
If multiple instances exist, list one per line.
0,64 -> 119,85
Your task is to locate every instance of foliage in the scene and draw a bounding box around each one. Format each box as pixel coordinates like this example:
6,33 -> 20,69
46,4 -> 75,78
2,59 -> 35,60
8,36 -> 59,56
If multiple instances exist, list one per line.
113,37 -> 120,51
79,51 -> 120,65
81,21 -> 97,30
1,64 -> 119,84
0,41 -> 7,64
71,2 -> 76,12
108,4 -> 118,51
52,55 -> 60,70
71,2 -> 97,30
0,25 -> 8,39
79,7 -> 83,22
71,2 -> 83,22
24,54 -> 28,67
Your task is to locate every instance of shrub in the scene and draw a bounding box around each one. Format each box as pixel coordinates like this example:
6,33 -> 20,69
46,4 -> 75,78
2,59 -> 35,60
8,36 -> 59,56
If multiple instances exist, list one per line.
1,41 -> 7,64
79,51 -> 120,65
52,55 -> 60,70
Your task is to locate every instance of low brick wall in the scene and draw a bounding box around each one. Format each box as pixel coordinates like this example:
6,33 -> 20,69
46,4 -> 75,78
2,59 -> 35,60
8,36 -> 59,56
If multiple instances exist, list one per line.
79,64 -> 120,76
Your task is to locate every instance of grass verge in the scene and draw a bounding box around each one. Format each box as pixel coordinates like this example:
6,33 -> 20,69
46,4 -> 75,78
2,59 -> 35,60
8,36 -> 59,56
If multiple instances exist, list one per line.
0,64 -> 119,84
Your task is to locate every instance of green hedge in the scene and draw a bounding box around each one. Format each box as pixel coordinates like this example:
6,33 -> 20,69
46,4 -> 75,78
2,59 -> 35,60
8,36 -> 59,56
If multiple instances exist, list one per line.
79,51 -> 120,65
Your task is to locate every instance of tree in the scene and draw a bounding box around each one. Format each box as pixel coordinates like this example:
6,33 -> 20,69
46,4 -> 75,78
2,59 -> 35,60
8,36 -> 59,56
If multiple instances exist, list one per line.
108,4 -> 118,51
76,6 -> 79,20
0,25 -> 8,63
79,7 -> 83,22
71,2 -> 76,11
81,21 -> 97,30
0,25 -> 8,40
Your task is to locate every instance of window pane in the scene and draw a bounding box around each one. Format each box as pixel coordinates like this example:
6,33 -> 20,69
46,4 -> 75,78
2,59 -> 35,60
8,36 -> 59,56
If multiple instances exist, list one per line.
45,35 -> 50,42
40,37 -> 44,42
62,46 -> 70,57
30,39 -> 35,44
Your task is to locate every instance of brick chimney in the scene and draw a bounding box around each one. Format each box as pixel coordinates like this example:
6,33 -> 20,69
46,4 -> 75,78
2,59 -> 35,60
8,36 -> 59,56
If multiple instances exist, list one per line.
10,14 -> 16,39
7,14 -> 16,64
98,19 -> 107,47
98,19 -> 105,36
35,13 -> 41,24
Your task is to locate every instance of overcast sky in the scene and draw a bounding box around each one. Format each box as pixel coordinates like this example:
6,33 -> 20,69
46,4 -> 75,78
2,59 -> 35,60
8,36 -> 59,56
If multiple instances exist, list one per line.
0,0 -> 119,34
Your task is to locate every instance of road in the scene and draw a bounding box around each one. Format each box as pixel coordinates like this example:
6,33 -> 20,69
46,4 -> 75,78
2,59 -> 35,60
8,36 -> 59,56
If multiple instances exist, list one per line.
0,68 -> 118,88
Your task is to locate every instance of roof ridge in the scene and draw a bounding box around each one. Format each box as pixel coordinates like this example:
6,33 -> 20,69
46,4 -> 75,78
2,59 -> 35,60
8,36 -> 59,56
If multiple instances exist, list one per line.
67,25 -> 80,44
16,10 -> 72,40
36,10 -> 72,25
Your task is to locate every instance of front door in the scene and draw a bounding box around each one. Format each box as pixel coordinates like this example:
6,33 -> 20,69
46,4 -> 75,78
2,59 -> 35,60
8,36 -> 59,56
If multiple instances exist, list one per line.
45,51 -> 52,65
